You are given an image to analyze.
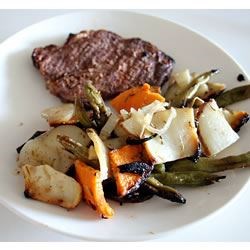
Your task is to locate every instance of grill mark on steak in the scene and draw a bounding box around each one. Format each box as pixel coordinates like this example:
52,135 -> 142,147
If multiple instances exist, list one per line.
32,29 -> 175,103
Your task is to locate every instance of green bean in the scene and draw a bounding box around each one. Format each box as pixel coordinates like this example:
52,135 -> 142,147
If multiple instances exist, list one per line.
84,81 -> 111,127
167,151 -> 250,173
215,84 -> 250,107
153,164 -> 166,174
182,70 -> 218,105
168,69 -> 219,107
146,177 -> 186,204
152,171 -> 226,186
57,134 -> 97,167
74,98 -> 94,128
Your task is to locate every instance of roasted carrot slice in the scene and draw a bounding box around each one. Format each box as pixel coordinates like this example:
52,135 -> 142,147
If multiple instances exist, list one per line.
109,145 -> 144,197
110,83 -> 165,112
75,160 -> 114,219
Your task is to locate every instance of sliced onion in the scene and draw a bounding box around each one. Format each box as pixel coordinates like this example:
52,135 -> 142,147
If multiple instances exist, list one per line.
146,107 -> 177,135
144,108 -> 199,164
120,109 -> 130,120
141,100 -> 168,114
121,100 -> 170,138
188,97 -> 205,108
121,109 -> 148,138
88,145 -> 98,160
99,113 -> 120,140
87,128 -> 110,180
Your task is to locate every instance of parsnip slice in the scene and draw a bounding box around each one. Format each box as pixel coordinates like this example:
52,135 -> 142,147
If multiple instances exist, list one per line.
197,99 -> 239,156
144,108 -> 199,164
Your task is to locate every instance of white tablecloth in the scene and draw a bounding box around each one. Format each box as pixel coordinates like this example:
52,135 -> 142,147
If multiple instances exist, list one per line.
0,10 -> 249,241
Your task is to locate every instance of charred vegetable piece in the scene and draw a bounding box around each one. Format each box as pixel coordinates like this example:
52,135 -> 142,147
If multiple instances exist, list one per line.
167,151 -> 250,173
65,164 -> 76,178
223,109 -> 249,132
119,161 -> 153,188
215,84 -> 250,107
145,177 -> 186,204
74,98 -> 94,128
57,134 -> 95,166
126,134 -> 157,145
119,161 -> 153,176
109,144 -> 146,197
16,131 -> 46,153
103,179 -> 154,204
84,81 -> 111,128
22,164 -> 82,209
110,83 -> 165,112
75,160 -> 114,219
152,171 -> 226,186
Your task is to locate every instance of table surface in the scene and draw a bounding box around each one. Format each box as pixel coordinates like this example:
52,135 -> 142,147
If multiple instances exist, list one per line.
0,9 -> 250,242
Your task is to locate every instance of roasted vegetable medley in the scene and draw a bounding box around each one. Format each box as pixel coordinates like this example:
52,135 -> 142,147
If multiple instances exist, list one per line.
17,69 -> 250,219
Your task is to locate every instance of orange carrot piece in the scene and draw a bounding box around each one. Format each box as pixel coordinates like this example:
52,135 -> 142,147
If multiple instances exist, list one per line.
110,83 -> 165,112
109,145 -> 144,197
75,160 -> 114,219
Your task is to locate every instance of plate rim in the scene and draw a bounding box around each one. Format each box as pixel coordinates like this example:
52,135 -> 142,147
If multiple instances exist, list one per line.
0,10 -> 249,241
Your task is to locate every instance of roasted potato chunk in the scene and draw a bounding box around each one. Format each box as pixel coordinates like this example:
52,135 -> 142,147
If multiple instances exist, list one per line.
18,125 -> 90,173
22,164 -> 82,209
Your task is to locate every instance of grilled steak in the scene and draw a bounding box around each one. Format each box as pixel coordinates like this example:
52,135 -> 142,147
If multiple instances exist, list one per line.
32,30 -> 175,103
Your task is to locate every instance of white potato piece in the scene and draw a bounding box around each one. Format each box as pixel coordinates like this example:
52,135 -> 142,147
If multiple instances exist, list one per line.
197,99 -> 239,156
18,125 -> 90,173
104,137 -> 127,150
87,128 -> 110,180
114,121 -> 130,138
41,103 -> 76,126
144,108 -> 199,164
22,164 -> 82,209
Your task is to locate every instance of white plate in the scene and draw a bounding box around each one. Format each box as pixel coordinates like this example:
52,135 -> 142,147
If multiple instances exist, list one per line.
0,10 -> 249,241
